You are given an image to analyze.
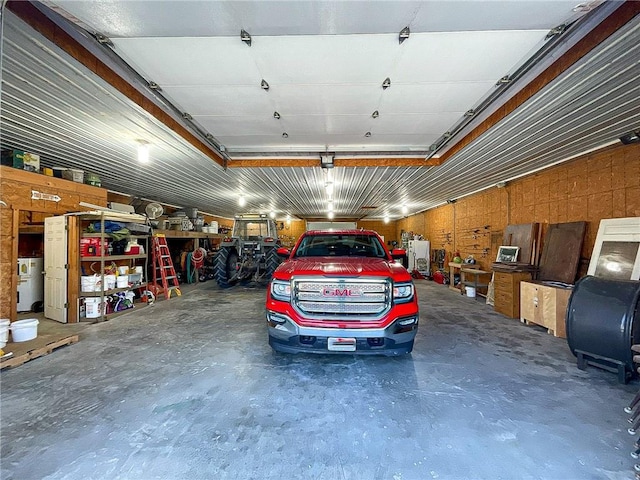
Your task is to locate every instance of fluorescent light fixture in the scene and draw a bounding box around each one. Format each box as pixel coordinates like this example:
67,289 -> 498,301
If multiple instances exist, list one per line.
269,211 -> 276,218
137,141 -> 150,163
384,216 -> 390,224
328,211 -> 334,220
238,195 -> 246,207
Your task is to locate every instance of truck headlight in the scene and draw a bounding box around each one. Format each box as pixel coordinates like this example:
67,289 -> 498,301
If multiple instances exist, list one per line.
393,282 -> 414,303
271,279 -> 291,301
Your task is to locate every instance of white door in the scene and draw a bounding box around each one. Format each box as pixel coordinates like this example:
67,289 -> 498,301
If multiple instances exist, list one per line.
44,216 -> 68,323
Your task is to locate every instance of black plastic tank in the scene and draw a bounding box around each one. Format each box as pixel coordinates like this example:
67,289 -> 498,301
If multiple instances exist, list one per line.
566,275 -> 640,383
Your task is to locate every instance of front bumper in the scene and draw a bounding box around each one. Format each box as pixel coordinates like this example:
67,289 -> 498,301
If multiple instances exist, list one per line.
266,310 -> 418,355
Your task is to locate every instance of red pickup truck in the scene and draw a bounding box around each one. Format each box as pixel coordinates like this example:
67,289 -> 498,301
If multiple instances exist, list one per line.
266,230 -> 419,355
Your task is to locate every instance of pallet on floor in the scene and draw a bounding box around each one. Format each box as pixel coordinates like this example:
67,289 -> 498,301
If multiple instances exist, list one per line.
1,334 -> 79,369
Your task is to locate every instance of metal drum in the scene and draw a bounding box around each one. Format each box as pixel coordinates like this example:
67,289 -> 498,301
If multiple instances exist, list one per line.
566,275 -> 640,383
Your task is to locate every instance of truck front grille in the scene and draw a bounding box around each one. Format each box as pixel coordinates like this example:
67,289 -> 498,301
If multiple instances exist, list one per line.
292,278 -> 390,319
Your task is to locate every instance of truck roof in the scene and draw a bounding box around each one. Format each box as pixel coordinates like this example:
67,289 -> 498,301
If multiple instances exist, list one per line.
304,229 -> 379,236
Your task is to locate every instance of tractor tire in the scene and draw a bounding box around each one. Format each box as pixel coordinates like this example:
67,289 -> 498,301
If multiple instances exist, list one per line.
264,247 -> 281,281
215,248 -> 238,288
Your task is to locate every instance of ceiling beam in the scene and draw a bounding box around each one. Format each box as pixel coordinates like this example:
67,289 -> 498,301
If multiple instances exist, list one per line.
227,157 -> 439,168
6,1 -> 227,169
438,0 -> 640,165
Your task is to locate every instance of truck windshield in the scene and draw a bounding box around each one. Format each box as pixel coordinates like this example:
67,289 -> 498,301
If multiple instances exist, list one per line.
294,234 -> 387,258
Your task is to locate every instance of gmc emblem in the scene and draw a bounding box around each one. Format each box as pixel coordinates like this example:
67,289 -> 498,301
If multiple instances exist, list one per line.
323,288 -> 362,297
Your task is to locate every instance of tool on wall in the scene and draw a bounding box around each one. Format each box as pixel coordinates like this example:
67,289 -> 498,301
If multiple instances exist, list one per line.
150,234 -> 181,300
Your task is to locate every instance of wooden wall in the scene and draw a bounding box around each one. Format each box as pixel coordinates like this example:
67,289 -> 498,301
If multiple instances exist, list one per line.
396,142 -> 640,274
0,166 -> 108,320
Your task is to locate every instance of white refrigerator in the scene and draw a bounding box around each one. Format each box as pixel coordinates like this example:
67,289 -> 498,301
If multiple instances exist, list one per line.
407,240 -> 430,275
17,257 -> 44,312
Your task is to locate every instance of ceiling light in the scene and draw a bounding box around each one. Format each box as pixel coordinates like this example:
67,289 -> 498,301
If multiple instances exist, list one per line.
286,214 -> 291,225
365,132 -> 372,137
325,182 -> 334,196
269,211 -> 276,218
402,205 -> 408,214
238,195 -> 246,207
137,141 -> 150,163
148,81 -> 162,91
182,112 -> 193,120
382,78 -> 391,90
399,26 -> 410,44
620,130 -> 640,144
464,109 -> 475,117
384,216 -> 390,224
545,23 -> 569,40
282,132 -> 288,138
240,29 -> 252,46
328,211 -> 334,220
273,111 -> 281,119
372,110 -> 379,118
261,79 -> 270,91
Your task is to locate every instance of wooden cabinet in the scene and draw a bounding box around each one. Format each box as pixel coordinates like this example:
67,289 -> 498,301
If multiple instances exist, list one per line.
493,271 -> 532,318
520,281 -> 572,338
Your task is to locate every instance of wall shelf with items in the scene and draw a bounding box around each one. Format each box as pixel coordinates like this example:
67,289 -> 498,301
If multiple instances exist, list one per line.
72,211 -> 150,322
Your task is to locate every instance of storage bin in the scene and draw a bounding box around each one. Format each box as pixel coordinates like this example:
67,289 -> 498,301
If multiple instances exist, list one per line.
116,276 -> 129,288
62,168 -> 84,183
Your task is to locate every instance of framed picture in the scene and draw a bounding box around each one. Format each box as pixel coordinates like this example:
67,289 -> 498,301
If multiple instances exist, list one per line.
496,246 -> 519,263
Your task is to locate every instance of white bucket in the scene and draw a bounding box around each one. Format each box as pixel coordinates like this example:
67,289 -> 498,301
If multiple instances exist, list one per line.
466,286 -> 476,298
9,318 -> 39,342
0,318 -> 10,347
85,298 -> 103,318
116,276 -> 129,288
81,275 -> 99,292
118,266 -> 129,275
105,274 -> 116,290
208,221 -> 219,234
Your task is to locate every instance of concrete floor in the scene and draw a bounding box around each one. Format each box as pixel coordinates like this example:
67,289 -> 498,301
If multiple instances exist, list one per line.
1,280 -> 637,480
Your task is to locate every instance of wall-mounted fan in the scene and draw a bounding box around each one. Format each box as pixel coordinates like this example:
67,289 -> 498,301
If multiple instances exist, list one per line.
145,202 -> 164,219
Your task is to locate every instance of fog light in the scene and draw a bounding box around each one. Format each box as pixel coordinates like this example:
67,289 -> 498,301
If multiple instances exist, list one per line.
267,312 -> 287,325
398,317 -> 417,326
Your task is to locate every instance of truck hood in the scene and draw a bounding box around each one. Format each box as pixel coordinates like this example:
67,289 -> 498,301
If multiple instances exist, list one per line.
274,257 -> 412,280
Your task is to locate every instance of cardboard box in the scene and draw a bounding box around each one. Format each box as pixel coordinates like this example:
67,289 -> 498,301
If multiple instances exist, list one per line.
1,149 -> 40,172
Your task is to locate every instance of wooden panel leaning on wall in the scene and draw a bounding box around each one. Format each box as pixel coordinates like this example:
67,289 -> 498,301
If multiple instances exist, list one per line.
0,166 -> 108,320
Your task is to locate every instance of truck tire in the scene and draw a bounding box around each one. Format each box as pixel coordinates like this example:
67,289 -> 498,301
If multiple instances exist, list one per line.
215,247 -> 238,288
264,247 -> 280,281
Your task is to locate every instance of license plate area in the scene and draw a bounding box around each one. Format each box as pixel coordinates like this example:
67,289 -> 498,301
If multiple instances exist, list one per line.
328,337 -> 356,352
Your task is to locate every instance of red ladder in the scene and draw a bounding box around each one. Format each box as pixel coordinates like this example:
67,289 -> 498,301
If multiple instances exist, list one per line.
150,234 -> 181,299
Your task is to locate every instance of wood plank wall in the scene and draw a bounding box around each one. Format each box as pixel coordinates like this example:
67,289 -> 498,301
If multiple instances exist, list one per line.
396,142 -> 640,275
0,166 -> 108,320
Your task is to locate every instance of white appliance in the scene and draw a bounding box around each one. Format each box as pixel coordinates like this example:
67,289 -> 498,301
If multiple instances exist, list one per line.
17,257 -> 44,312
407,240 -> 430,275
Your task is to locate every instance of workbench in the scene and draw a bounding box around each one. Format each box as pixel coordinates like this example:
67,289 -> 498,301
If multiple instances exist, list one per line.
460,268 -> 491,298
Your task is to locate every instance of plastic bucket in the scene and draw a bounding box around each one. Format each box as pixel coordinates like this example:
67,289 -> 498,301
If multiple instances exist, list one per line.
466,286 -> 476,298
9,318 -> 39,342
117,276 -> 129,288
0,318 -> 10,347
105,274 -> 116,290
81,275 -> 100,292
85,298 -> 103,318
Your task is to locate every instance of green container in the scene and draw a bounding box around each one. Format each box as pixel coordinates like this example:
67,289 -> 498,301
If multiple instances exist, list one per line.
84,172 -> 101,187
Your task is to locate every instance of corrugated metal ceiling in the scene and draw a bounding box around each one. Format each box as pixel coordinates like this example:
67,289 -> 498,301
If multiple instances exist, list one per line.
1,1 -> 639,220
